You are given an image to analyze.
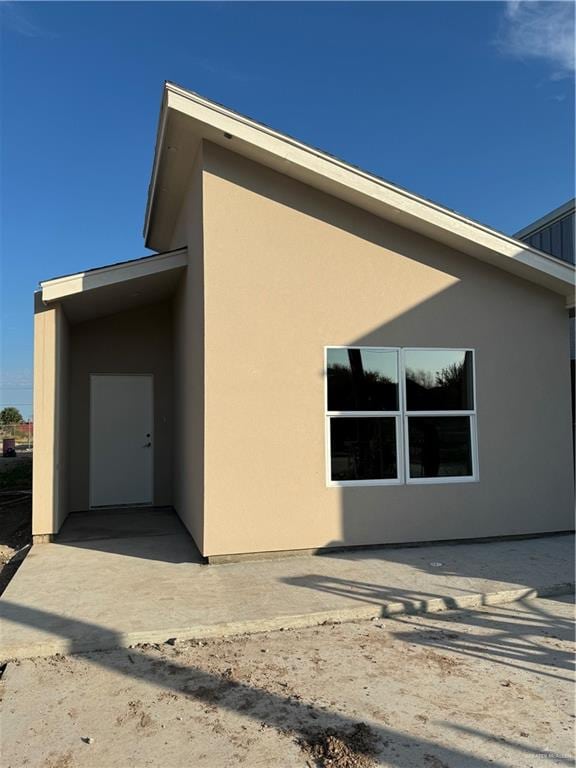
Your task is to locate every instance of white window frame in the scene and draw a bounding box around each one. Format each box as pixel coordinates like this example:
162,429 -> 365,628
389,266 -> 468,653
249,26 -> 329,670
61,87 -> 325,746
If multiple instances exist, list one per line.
325,346 -> 479,487
324,346 -> 403,487
402,347 -> 479,485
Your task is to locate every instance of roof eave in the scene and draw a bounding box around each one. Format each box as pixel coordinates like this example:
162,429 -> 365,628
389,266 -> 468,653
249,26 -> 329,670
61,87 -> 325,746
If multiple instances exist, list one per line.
41,248 -> 187,303
145,82 -> 575,299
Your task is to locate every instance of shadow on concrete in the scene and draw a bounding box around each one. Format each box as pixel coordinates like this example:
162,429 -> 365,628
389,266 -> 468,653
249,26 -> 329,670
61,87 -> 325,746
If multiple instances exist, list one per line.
387,594 -> 575,683
280,575 -> 574,683
55,507 -> 204,565
281,533 -> 574,600
3,596 -> 564,767
282,570 -> 454,611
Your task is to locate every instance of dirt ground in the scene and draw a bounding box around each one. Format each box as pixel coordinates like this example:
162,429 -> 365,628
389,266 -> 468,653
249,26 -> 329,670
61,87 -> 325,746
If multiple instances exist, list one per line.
0,456 -> 32,596
1,595 -> 573,768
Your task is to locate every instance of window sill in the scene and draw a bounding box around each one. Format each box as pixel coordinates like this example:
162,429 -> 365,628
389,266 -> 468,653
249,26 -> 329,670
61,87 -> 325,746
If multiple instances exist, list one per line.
327,476 -> 479,488
406,475 -> 478,485
327,478 -> 402,488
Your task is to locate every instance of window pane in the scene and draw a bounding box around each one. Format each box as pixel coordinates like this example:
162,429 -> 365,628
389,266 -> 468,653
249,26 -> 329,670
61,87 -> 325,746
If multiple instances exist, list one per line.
330,417 -> 397,481
327,348 -> 398,411
405,350 -> 474,411
408,416 -> 472,478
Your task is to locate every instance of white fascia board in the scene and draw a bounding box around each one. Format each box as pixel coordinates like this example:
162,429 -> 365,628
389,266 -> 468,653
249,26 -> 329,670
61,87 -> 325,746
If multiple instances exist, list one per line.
149,83 -> 575,296
143,85 -> 170,241
41,249 -> 187,303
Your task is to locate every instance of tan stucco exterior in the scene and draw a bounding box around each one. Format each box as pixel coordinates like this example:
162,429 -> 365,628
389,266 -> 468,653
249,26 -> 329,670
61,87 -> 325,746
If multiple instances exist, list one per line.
195,141 -> 573,556
32,298 -> 70,536
33,135 -> 574,555
171,147 -> 205,548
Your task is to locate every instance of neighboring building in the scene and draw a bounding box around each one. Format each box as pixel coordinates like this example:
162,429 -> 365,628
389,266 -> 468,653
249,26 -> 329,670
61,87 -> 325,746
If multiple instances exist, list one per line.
515,200 -> 575,438
514,199 -> 575,265
32,83 -> 575,560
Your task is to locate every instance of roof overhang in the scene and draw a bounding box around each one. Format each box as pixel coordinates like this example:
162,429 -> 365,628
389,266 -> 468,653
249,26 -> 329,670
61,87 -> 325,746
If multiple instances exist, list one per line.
145,82 -> 575,302
41,248 -> 187,302
40,248 -> 187,323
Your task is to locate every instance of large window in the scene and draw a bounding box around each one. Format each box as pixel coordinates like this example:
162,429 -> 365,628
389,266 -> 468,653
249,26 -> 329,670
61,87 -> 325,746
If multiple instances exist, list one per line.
325,347 -> 478,486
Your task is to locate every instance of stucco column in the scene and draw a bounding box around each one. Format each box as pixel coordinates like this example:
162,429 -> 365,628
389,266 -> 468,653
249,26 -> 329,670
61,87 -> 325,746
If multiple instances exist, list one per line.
32,296 -> 69,539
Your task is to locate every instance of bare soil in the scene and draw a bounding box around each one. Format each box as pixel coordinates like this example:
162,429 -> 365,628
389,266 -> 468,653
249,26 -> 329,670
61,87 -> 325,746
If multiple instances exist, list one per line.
0,456 -> 32,595
1,596 -> 573,768
298,722 -> 379,767
0,456 -> 33,491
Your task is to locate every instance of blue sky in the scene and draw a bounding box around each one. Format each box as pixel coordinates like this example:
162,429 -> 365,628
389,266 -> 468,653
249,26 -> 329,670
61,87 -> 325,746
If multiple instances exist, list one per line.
1,1 -> 574,416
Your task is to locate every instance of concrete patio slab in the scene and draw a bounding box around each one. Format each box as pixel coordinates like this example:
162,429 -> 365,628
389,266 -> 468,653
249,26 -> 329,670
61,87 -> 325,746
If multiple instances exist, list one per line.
0,525 -> 573,660
55,506 -> 196,544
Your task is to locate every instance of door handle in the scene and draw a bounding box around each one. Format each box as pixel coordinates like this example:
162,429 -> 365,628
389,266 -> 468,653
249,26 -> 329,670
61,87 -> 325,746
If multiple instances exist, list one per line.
143,442 -> 152,448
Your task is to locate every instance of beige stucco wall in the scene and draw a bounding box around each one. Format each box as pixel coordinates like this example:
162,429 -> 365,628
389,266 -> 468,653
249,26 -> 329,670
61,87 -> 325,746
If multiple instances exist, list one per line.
32,297 -> 70,536
67,301 -> 174,512
171,147 -> 205,549
198,140 -> 574,557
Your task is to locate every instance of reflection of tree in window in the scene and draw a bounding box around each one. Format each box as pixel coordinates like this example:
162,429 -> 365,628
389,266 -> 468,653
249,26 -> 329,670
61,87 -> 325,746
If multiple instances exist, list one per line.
406,353 -> 472,411
327,350 -> 398,411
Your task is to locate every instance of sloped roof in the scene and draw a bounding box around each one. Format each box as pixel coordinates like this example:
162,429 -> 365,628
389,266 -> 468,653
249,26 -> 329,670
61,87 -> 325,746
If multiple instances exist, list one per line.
39,248 -> 187,324
40,248 -> 187,302
514,198 -> 575,240
145,82 -> 574,300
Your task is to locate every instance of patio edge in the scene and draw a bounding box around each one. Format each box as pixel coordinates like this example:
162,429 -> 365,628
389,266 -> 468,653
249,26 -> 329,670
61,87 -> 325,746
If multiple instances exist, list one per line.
2,580 -> 574,662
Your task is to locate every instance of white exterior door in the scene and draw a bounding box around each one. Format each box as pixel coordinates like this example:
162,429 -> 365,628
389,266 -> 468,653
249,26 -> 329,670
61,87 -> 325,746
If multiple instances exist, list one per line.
90,375 -> 153,508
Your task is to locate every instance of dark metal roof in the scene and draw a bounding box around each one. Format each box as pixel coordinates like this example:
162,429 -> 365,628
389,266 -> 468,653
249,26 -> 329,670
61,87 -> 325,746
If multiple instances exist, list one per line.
514,200 -> 575,266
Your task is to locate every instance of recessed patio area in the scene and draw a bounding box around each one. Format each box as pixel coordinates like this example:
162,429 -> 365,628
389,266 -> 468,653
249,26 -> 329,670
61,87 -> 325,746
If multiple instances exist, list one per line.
55,507 -> 204,563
